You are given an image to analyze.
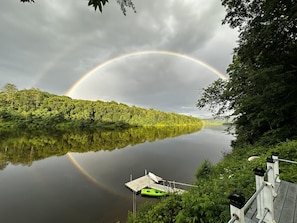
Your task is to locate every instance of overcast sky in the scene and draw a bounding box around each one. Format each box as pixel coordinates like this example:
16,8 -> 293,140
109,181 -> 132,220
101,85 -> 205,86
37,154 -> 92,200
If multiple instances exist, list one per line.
0,0 -> 238,118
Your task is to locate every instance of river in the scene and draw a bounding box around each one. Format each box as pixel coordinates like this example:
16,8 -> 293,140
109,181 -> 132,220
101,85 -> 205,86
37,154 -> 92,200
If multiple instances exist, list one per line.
0,125 -> 234,223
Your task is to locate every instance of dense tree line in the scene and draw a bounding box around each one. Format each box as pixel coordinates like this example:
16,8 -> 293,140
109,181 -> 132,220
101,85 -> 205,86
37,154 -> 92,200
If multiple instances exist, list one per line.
197,0 -> 297,147
0,84 -> 203,130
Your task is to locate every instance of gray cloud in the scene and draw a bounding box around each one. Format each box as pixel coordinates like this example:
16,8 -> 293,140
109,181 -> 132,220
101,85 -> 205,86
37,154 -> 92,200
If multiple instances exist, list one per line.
0,0 -> 238,117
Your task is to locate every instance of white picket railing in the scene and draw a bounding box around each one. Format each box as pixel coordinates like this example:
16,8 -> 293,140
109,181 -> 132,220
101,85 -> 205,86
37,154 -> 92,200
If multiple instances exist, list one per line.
227,152 -> 296,223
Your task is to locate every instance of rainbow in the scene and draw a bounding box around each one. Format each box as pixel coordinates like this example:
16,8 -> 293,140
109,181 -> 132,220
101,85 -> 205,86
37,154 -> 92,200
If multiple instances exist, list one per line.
66,152 -> 127,199
65,50 -> 228,192
66,153 -> 111,191
66,50 -> 228,96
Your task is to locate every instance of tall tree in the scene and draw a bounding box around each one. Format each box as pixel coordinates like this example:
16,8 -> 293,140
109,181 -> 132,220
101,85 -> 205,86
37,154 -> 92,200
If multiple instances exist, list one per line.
20,0 -> 136,15
197,0 -> 297,146
1,83 -> 18,107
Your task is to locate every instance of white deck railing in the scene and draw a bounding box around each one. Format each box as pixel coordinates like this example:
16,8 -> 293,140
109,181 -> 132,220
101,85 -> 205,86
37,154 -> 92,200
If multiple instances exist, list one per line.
227,152 -> 297,223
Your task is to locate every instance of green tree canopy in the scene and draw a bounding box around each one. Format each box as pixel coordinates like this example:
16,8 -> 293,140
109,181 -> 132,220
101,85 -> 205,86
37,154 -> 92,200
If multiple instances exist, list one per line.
0,84 -> 203,130
1,83 -> 18,93
197,0 -> 297,147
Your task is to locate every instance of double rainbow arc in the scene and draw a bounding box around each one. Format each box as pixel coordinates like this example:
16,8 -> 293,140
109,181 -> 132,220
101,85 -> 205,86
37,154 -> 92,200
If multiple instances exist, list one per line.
64,50 -> 227,193
66,50 -> 227,96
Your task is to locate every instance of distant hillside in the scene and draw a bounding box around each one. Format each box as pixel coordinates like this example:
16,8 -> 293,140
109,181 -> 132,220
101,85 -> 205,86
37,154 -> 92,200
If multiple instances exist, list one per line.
0,84 -> 203,130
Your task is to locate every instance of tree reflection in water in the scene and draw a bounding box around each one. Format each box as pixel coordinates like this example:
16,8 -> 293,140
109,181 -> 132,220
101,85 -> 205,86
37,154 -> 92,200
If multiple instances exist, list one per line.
0,125 -> 202,170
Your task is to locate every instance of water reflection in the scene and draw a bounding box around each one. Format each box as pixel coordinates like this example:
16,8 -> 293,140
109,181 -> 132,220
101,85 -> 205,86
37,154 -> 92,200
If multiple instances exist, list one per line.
0,125 -> 202,170
0,125 -> 234,222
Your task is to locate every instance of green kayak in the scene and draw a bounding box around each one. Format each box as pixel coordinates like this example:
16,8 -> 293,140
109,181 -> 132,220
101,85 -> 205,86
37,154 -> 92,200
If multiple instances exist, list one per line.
141,188 -> 168,197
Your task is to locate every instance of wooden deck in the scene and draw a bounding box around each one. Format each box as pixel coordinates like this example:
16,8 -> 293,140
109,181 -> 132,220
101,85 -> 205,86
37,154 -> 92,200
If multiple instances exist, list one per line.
125,172 -> 186,194
125,175 -> 161,193
245,180 -> 297,223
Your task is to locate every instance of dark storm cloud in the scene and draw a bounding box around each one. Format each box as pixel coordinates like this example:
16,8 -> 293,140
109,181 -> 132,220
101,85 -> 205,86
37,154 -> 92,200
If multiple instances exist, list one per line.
0,0 -> 238,117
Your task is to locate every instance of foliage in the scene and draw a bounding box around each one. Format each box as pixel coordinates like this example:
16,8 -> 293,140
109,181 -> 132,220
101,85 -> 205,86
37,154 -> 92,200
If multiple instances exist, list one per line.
127,140 -> 297,223
0,84 -> 203,131
127,194 -> 182,223
195,159 -> 213,180
197,0 -> 297,147
196,79 -> 229,118
20,0 -> 136,15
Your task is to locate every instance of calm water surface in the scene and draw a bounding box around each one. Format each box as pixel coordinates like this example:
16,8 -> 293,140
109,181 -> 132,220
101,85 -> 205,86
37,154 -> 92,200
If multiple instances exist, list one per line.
0,126 -> 234,223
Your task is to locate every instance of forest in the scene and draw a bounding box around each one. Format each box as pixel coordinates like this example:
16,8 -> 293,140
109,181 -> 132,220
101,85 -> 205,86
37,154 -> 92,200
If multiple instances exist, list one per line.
197,0 -> 297,147
0,83 -> 203,130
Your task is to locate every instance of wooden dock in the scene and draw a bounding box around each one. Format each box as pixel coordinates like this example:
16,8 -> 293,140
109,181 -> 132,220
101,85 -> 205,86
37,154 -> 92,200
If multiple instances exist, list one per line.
125,173 -> 162,193
125,172 -> 186,194
245,180 -> 297,223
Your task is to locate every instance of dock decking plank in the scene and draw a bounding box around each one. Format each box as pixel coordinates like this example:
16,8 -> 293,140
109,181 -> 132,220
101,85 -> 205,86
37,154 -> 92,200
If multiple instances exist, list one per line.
274,181 -> 289,222
245,180 -> 297,223
125,175 -> 156,192
245,201 -> 257,222
294,186 -> 297,223
278,181 -> 297,223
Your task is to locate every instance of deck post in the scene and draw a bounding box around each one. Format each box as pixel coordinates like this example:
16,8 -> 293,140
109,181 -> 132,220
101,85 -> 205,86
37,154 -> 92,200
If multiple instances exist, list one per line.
228,193 -> 245,223
130,174 -> 136,217
262,182 -> 275,223
266,157 -> 276,191
254,167 -> 265,220
272,152 -> 280,183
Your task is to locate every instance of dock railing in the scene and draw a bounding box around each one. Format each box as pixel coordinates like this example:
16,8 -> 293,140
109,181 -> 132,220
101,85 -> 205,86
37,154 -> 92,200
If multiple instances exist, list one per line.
160,179 -> 198,191
227,152 -> 297,223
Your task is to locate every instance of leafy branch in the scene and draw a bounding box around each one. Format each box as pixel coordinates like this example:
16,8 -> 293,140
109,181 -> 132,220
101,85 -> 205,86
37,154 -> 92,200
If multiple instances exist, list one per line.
20,0 -> 136,15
